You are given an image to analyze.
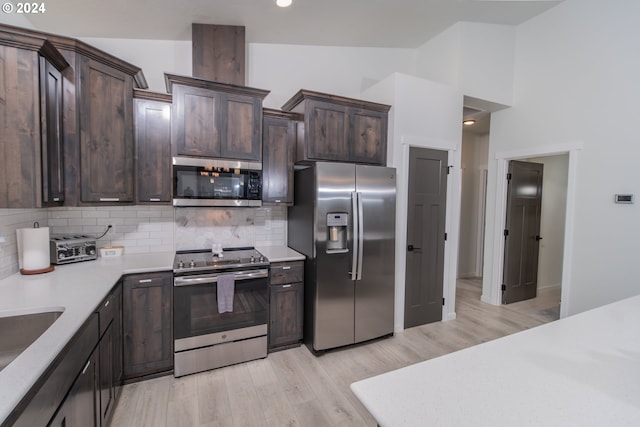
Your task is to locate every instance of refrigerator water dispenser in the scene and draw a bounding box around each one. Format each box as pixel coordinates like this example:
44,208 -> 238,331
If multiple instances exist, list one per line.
326,213 -> 348,253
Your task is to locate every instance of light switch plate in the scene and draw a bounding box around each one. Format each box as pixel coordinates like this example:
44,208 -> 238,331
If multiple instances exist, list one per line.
614,194 -> 634,204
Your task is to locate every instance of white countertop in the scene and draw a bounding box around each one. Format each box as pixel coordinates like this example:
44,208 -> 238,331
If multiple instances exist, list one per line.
257,246 -> 305,262
351,294 -> 640,427
0,252 -> 174,424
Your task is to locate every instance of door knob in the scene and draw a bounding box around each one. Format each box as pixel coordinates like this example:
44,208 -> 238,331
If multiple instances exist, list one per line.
535,236 -> 543,241
408,245 -> 421,252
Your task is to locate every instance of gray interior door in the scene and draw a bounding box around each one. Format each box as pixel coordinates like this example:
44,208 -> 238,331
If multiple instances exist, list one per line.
502,160 -> 544,304
404,147 -> 448,328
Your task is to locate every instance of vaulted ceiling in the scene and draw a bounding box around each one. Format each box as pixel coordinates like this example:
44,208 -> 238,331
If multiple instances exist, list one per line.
22,0 -> 563,48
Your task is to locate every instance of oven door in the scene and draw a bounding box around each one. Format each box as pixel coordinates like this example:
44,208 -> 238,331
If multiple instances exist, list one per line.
173,269 -> 268,346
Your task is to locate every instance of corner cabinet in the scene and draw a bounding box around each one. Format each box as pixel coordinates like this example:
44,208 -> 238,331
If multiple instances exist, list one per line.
123,271 -> 173,380
262,109 -> 301,205
281,89 -> 391,166
134,90 -> 172,204
166,73 -> 269,161
268,261 -> 304,351
0,27 -> 68,208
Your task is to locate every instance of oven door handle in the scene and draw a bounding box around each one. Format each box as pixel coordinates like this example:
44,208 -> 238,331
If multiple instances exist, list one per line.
173,269 -> 269,287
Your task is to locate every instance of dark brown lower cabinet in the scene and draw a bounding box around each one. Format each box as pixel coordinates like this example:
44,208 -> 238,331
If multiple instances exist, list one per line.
269,261 -> 304,351
123,272 -> 173,379
48,349 -> 100,427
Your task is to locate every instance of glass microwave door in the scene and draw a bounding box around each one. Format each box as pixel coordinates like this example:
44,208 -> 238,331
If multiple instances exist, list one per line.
174,166 -> 248,199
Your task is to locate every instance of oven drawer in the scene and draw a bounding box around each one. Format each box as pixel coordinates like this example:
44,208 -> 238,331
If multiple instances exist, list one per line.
174,324 -> 267,352
270,261 -> 304,285
174,335 -> 267,377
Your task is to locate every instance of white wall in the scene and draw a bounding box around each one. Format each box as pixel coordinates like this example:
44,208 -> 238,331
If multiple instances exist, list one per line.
458,132 -> 489,278
485,0 -> 640,315
363,73 -> 463,329
525,155 -> 568,289
415,22 -> 516,107
80,38 -> 416,106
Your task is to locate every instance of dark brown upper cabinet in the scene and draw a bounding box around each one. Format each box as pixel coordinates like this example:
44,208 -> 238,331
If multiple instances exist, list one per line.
133,90 -> 172,204
79,56 -> 135,203
0,24 -> 148,206
192,23 -> 245,86
262,109 -> 301,206
0,26 -> 69,208
166,73 -> 269,162
282,90 -> 391,166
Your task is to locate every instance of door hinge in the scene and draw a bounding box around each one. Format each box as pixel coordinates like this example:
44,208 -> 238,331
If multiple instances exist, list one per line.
444,232 -> 447,241
447,166 -> 452,175
503,229 -> 509,237
506,173 -> 512,180
442,298 -> 445,306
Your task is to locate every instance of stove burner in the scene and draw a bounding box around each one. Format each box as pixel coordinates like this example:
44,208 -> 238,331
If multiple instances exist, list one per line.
173,247 -> 269,273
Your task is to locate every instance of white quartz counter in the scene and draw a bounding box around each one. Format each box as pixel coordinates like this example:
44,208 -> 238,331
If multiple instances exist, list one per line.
257,246 -> 305,263
0,252 -> 173,424
351,294 -> 640,426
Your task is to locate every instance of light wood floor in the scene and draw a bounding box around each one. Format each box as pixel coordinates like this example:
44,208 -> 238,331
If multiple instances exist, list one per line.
111,279 -> 561,427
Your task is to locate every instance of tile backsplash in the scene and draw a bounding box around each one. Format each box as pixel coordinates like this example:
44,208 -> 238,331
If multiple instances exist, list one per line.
0,205 -> 287,280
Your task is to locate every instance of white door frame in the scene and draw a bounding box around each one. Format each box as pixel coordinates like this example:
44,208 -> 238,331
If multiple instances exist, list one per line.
486,141 -> 582,318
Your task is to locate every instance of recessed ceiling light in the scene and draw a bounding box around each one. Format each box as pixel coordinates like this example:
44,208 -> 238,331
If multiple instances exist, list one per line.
276,0 -> 292,7
463,119 -> 476,126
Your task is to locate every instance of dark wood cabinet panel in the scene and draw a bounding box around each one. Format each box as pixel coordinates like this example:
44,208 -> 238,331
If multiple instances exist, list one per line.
166,73 -> 268,162
222,93 -> 262,161
269,282 -> 304,350
262,111 -> 299,205
79,56 -> 134,203
192,24 -> 245,85
172,84 -> 222,157
40,57 -> 65,205
270,261 -> 304,285
96,283 -> 121,426
134,91 -> 172,204
306,100 -> 349,161
282,89 -> 390,165
123,272 -> 173,379
350,108 -> 387,165
48,349 -> 99,427
269,261 -> 304,351
0,28 -> 68,208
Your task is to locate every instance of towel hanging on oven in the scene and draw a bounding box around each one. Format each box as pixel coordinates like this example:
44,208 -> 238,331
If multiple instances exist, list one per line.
217,274 -> 235,313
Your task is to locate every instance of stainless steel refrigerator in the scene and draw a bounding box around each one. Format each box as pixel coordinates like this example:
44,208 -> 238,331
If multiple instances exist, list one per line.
288,162 -> 396,352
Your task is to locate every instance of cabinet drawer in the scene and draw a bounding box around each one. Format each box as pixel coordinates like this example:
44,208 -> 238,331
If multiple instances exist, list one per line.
97,289 -> 116,337
270,261 -> 304,285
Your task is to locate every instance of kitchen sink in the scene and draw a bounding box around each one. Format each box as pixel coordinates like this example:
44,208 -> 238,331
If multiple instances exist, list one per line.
0,308 -> 64,372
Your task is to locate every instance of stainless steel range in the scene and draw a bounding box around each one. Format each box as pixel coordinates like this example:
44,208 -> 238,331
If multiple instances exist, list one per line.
172,247 -> 269,377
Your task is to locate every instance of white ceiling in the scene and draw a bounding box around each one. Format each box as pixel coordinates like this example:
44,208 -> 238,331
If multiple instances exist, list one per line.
22,0 -> 563,48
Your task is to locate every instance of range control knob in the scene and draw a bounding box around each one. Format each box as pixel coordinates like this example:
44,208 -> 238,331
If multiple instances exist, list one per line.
178,260 -> 184,269
250,256 -> 255,263
189,260 -> 196,268
259,256 -> 265,262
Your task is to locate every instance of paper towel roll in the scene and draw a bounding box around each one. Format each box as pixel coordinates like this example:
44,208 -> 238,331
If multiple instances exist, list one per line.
17,226 -> 50,271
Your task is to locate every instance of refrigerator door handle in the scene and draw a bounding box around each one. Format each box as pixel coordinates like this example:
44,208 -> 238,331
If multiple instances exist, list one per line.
357,192 -> 364,280
350,191 -> 359,280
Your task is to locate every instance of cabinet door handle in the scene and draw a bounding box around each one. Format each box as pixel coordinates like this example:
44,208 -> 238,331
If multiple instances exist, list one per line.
82,360 -> 91,374
282,266 -> 291,270
139,279 -> 153,283
104,300 -> 110,307
149,198 -> 160,202
282,284 -> 291,288
99,197 -> 120,202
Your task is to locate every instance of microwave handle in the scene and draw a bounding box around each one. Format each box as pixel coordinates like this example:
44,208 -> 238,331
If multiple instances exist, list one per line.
174,269 -> 269,287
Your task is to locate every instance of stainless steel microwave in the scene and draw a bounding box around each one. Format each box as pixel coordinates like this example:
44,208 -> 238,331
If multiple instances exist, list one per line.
172,157 -> 262,207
